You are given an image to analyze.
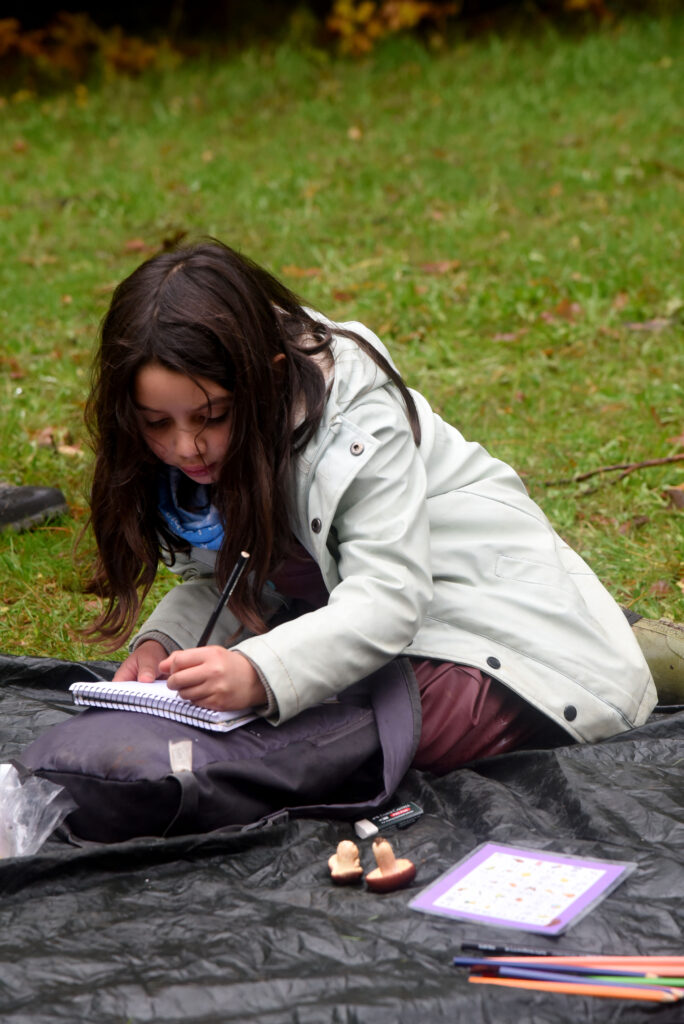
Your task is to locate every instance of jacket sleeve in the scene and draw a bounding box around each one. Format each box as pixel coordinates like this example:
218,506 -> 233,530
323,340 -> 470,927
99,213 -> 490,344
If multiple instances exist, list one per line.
130,572 -> 287,654
234,390 -> 434,724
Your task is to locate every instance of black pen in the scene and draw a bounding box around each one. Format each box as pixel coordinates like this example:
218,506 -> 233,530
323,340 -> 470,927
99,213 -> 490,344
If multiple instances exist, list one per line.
196,550 -> 250,646
460,942 -> 559,957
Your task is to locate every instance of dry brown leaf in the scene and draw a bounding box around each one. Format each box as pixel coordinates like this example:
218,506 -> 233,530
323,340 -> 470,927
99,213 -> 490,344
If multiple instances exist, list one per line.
124,238 -> 149,252
663,482 -> 684,509
492,329 -> 528,342
33,426 -> 57,448
666,432 -> 684,447
618,515 -> 650,534
1,355 -> 25,379
649,579 -> 672,596
419,259 -> 461,274
281,265 -> 322,278
626,318 -> 671,332
552,298 -> 583,321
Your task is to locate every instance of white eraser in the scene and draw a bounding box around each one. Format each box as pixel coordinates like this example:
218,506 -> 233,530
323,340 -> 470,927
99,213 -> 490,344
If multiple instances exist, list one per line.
354,818 -> 379,839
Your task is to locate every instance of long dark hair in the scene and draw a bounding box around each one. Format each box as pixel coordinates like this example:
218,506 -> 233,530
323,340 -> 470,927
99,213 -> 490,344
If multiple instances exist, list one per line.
83,239 -> 420,646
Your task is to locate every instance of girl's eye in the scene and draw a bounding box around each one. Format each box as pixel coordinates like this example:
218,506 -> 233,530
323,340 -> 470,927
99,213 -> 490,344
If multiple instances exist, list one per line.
144,420 -> 169,431
205,411 -> 229,425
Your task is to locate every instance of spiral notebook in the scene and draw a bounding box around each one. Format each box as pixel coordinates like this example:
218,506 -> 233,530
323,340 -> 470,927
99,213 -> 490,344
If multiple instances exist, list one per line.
68,679 -> 257,733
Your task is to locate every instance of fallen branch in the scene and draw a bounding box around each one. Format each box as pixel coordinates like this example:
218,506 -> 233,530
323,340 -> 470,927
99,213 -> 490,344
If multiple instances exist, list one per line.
545,453 -> 684,487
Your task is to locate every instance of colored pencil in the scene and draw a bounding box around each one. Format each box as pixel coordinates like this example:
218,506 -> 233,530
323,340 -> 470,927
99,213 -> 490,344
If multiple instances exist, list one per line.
593,976 -> 684,987
453,956 -> 647,977
468,975 -> 682,1002
492,955 -> 684,972
495,965 -> 682,996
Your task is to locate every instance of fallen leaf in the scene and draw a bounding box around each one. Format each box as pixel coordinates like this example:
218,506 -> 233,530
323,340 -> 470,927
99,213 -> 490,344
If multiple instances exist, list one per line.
587,513 -> 618,527
419,259 -> 461,274
332,290 -> 357,302
612,292 -> 630,310
666,432 -> 684,447
61,294 -> 72,305
1,355 -> 25,379
347,125 -> 363,140
599,401 -> 627,414
124,238 -> 149,252
492,329 -> 528,342
33,426 -> 57,448
12,137 -> 28,153
649,579 -> 672,596
625,318 -> 671,331
540,298 -> 583,322
281,265 -> 322,278
57,443 -> 84,457
663,483 -> 684,509
618,515 -> 650,534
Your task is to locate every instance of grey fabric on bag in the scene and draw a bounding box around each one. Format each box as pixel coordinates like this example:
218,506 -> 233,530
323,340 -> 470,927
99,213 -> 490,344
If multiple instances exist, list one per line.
20,659 -> 421,843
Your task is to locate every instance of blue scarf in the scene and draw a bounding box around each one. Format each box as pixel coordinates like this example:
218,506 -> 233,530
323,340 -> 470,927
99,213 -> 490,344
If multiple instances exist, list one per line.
158,468 -> 224,550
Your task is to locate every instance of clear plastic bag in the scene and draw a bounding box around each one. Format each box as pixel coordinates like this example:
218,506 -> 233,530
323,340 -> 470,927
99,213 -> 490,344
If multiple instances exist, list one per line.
0,763 -> 74,858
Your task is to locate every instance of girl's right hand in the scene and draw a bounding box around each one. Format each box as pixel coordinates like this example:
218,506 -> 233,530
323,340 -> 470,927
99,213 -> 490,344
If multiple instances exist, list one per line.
113,640 -> 169,683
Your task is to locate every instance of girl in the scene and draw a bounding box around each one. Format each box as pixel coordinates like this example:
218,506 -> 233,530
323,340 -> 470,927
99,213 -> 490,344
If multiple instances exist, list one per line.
84,239 -> 656,777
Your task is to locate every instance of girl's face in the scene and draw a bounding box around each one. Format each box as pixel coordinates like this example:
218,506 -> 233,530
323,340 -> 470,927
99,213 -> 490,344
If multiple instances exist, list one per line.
134,364 -> 232,484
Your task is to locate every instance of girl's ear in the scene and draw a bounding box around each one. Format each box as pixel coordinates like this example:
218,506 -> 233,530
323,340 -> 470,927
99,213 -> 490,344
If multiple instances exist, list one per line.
272,353 -> 286,368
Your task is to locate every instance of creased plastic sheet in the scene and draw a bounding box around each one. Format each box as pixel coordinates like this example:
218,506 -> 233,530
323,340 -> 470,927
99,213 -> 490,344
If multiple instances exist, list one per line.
0,652 -> 682,1024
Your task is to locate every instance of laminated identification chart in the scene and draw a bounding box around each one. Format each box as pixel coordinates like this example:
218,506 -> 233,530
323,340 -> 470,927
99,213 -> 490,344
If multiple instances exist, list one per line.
409,843 -> 635,935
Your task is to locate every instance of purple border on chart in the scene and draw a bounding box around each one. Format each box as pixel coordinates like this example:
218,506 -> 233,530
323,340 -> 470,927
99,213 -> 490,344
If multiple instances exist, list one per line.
409,843 -> 629,935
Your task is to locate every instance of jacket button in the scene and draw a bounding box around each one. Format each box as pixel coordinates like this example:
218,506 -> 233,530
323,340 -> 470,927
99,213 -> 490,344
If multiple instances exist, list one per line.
311,517 -> 322,533
564,705 -> 578,722
350,441 -> 364,456
486,656 -> 501,670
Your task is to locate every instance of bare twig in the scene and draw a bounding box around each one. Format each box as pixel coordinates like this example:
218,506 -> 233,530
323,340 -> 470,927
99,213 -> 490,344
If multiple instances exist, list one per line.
545,453 -> 684,488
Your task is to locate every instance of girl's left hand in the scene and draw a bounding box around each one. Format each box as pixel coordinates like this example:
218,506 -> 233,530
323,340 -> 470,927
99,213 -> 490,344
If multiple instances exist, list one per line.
159,647 -> 267,711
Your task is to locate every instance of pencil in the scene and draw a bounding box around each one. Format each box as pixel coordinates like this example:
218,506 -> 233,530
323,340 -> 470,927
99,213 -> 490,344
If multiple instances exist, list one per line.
493,955 -> 684,970
196,551 -> 250,646
468,975 -> 682,1002
454,957 -> 648,978
593,976 -> 684,987
495,965 -> 682,996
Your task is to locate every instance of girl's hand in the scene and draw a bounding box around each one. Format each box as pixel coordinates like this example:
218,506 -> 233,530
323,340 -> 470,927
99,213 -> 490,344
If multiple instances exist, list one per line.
160,647 -> 267,711
113,640 -> 168,683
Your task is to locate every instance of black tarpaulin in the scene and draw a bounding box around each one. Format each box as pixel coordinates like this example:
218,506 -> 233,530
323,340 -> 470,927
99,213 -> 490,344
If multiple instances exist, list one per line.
0,652 -> 683,1024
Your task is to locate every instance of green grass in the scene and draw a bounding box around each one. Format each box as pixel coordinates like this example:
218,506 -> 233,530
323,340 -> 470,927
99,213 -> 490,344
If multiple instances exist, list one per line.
1,15 -> 683,660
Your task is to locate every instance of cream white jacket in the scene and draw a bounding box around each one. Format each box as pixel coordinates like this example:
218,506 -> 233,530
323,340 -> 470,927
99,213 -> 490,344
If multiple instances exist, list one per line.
133,319 -> 656,742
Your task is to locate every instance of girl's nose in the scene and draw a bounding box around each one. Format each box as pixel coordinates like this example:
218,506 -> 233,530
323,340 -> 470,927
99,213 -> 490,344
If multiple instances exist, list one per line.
174,427 -> 205,459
